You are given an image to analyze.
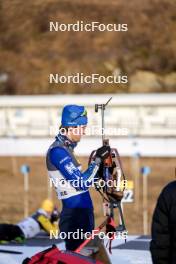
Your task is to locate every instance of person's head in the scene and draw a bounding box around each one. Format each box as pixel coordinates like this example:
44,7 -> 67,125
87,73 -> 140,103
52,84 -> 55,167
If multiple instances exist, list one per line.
40,199 -> 54,216
60,105 -> 88,142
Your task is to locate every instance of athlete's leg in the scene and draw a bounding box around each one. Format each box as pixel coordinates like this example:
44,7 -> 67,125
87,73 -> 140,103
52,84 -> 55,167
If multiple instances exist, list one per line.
59,208 -> 94,251
0,224 -> 24,241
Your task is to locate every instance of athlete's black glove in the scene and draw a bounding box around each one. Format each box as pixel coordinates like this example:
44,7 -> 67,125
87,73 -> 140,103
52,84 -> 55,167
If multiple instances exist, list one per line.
50,207 -> 60,223
96,146 -> 111,162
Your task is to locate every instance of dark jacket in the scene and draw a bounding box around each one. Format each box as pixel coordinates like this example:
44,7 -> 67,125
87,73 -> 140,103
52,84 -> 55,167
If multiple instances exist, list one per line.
150,181 -> 176,264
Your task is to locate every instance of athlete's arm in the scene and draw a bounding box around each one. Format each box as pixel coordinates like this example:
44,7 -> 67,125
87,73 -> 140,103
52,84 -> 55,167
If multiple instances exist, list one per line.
37,215 -> 58,234
49,147 -> 100,190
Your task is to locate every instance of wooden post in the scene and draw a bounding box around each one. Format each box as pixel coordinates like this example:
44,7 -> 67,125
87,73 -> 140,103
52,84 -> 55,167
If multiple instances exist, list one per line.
141,166 -> 151,235
47,176 -> 53,200
131,153 -> 140,211
21,165 -> 30,218
24,172 -> 29,218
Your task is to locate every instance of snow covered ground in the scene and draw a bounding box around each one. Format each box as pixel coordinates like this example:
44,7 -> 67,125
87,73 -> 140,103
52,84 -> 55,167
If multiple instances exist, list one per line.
0,235 -> 152,264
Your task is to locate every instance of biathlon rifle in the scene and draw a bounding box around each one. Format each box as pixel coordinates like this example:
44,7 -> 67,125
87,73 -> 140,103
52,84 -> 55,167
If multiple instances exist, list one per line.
89,97 -> 127,235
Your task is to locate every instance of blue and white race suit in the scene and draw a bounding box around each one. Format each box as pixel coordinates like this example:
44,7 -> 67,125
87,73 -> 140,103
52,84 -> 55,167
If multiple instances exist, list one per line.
46,133 -> 100,250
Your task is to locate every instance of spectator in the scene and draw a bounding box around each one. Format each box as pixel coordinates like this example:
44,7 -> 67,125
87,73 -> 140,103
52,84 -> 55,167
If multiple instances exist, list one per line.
150,181 -> 176,263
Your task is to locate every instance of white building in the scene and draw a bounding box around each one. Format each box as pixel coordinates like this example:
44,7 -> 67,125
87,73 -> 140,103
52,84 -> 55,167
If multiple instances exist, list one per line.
0,94 -> 176,157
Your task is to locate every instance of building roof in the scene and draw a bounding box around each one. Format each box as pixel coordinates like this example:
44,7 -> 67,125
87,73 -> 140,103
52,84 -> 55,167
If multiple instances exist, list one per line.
0,93 -> 176,107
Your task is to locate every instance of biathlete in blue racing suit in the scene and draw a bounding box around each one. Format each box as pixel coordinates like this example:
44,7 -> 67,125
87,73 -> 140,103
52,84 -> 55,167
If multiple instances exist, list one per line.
46,105 -> 110,250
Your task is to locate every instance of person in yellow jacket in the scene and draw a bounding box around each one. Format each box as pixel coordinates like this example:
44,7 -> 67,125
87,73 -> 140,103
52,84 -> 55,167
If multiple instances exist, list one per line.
0,199 -> 60,243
